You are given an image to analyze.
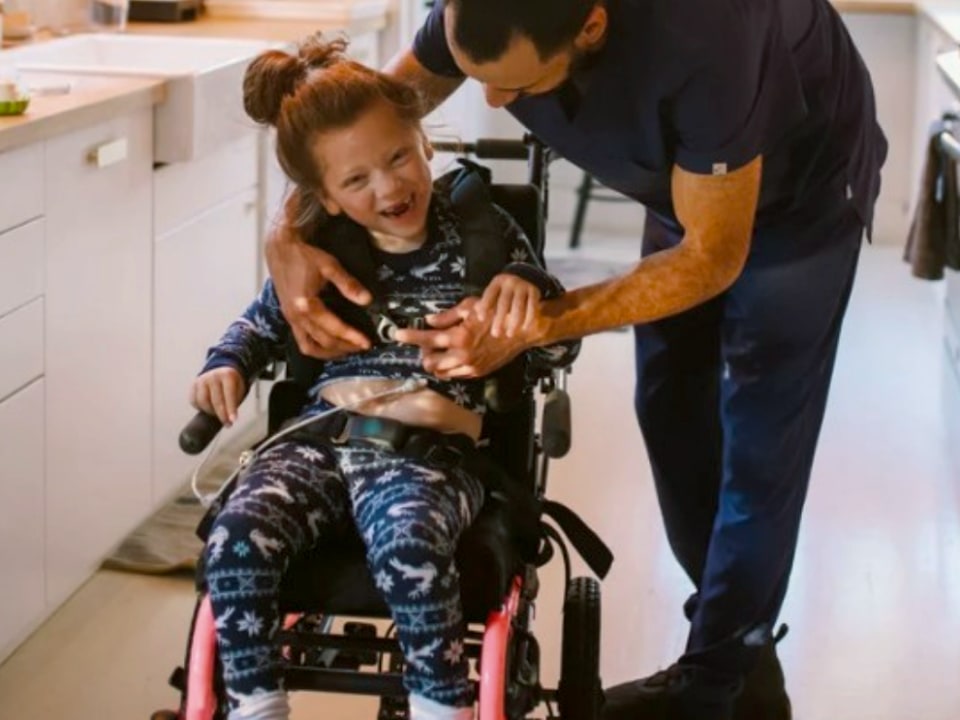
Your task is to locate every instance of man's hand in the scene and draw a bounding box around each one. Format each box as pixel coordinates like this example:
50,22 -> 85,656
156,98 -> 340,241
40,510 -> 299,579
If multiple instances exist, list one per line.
474,273 -> 542,339
395,297 -> 535,378
265,214 -> 373,359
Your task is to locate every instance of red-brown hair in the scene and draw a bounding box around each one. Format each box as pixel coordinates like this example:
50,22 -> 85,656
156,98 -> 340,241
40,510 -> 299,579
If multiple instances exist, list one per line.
243,34 -> 424,226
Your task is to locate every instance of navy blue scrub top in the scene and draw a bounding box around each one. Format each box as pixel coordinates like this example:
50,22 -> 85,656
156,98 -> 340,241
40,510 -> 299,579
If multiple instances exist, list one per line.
413,0 -> 888,236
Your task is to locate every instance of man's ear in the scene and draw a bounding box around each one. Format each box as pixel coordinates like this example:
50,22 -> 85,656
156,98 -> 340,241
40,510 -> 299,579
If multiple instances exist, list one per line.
575,5 -> 607,50
423,134 -> 435,161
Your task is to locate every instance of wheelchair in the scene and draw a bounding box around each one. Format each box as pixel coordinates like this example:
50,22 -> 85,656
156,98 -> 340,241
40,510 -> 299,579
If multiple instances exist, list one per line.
151,136 -> 613,720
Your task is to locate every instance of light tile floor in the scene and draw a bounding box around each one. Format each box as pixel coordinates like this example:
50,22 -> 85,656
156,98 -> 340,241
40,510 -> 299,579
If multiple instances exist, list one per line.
0,241 -> 958,720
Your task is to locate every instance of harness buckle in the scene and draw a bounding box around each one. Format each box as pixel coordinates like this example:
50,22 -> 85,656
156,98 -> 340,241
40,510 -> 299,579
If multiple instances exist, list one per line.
375,314 -> 428,343
375,315 -> 400,343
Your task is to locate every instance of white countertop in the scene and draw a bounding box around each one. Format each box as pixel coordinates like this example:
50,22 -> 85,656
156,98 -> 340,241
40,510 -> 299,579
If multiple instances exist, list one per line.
124,11 -> 387,42
835,0 -> 916,13
0,71 -> 164,153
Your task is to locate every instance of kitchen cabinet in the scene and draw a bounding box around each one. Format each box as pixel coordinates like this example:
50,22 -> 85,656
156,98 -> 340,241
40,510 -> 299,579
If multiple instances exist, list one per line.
153,186 -> 260,502
0,221 -> 45,404
0,380 -> 46,662
151,132 -> 261,503
0,298 -> 44,403
0,143 -> 43,233
0,144 -> 47,664
838,12 -> 917,245
257,131 -> 288,414
43,108 -> 154,609
912,14 -> 960,202
0,219 -> 44,319
947,270 -> 960,381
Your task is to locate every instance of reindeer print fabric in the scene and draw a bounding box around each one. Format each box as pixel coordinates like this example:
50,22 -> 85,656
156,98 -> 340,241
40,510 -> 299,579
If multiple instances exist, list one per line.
204,439 -> 484,711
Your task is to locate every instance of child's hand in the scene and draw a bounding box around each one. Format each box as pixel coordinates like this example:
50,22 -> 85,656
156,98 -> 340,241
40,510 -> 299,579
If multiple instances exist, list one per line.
475,273 -> 542,339
190,367 -> 247,427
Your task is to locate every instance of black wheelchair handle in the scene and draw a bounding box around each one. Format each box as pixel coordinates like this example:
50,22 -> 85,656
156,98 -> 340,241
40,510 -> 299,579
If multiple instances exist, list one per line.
431,138 -> 530,160
473,138 -> 531,160
542,388 -> 572,458
179,411 -> 223,455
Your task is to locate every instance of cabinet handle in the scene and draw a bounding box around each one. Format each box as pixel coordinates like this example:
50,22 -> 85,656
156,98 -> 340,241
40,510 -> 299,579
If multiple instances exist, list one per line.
87,138 -> 128,169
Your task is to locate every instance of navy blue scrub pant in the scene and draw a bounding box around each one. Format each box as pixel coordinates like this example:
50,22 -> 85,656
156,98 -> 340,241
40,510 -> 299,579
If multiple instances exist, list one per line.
634,198 -> 864,673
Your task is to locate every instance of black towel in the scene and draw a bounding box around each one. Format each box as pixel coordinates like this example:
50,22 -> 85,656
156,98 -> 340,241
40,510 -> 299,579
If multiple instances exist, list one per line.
905,117 -> 960,280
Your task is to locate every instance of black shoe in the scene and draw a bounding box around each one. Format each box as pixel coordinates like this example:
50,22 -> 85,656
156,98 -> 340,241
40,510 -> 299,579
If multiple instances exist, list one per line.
731,639 -> 792,720
601,664 -> 739,720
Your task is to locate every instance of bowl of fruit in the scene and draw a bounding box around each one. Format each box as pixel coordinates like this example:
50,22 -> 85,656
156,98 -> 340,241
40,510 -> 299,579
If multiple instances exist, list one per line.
0,77 -> 30,116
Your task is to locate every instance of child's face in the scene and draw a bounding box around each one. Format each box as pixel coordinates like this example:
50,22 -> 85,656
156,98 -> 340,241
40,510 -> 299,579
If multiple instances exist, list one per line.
314,100 -> 434,241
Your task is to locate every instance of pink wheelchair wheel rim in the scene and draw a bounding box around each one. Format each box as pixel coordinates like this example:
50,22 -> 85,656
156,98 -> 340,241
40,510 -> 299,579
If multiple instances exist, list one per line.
185,595 -> 218,720
478,576 -> 523,720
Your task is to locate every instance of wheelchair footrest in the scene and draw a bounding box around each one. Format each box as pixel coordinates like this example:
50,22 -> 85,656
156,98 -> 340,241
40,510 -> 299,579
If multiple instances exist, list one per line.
336,622 -> 378,668
285,667 -> 405,696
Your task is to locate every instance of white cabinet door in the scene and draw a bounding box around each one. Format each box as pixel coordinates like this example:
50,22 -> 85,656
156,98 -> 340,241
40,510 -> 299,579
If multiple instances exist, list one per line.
0,142 -> 43,234
153,187 -> 260,503
841,12 -> 918,245
0,379 -> 45,663
912,17 -> 960,201
44,110 -> 154,608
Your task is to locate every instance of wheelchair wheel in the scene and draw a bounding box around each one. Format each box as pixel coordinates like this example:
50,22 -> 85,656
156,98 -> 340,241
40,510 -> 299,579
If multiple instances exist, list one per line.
558,576 -> 601,720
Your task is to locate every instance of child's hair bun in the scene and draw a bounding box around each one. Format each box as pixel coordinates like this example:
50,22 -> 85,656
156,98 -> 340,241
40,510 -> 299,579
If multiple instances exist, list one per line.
299,34 -> 349,70
243,34 -> 350,126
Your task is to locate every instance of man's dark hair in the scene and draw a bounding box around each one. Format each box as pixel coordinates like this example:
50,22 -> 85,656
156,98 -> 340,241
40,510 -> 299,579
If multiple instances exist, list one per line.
446,0 -> 598,63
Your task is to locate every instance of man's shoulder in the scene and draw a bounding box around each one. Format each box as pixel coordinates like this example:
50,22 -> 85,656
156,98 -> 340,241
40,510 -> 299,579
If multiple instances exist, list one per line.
638,0 -> 777,42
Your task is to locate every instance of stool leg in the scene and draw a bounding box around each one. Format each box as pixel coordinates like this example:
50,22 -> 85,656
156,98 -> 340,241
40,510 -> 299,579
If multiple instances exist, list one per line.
569,173 -> 593,249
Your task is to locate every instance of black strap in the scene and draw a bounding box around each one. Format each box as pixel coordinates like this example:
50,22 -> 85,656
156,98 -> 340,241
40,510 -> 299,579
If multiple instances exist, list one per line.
301,160 -> 508,353
316,217 -> 385,343
289,411 -> 476,465
316,216 -> 382,298
459,451 -> 614,578
449,159 -> 512,295
541,499 -> 614,580
318,160 -> 509,304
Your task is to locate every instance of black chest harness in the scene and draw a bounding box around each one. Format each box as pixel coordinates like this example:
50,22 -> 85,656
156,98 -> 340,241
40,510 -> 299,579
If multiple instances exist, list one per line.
286,160 -> 524,407
324,160 -> 506,338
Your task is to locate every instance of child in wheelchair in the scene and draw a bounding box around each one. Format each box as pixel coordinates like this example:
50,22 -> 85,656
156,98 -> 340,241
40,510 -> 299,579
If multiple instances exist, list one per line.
188,34 -> 578,720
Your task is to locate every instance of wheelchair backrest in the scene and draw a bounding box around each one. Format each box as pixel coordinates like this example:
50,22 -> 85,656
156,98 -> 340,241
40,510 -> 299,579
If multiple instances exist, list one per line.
490,184 -> 545,259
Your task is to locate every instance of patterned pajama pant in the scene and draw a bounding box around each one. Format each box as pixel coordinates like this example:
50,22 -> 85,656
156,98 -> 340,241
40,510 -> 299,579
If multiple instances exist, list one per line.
203,438 -> 485,711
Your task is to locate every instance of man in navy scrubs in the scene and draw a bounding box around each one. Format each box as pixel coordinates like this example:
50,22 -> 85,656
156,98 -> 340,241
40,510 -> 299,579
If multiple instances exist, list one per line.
265,1 -> 887,717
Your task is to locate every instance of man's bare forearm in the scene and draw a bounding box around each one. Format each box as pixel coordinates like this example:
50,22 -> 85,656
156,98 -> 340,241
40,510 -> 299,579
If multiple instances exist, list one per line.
383,49 -> 464,116
533,159 -> 761,345
535,240 -> 739,345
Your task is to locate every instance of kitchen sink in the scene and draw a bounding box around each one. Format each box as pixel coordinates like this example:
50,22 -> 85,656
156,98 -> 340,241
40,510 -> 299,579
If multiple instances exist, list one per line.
5,34 -> 279,162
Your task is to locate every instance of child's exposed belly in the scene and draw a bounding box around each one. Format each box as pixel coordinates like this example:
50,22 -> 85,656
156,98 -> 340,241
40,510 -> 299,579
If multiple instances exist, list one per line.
319,378 -> 482,442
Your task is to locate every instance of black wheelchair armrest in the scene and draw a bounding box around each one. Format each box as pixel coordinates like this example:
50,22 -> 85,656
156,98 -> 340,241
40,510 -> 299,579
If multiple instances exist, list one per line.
541,387 -> 571,458
179,411 -> 223,455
